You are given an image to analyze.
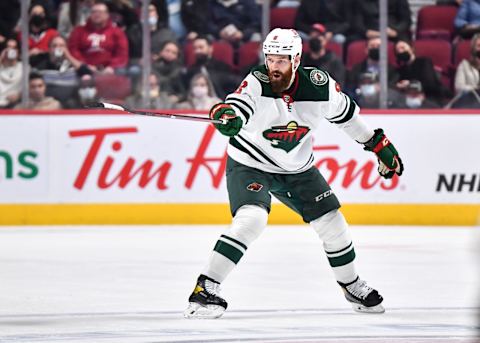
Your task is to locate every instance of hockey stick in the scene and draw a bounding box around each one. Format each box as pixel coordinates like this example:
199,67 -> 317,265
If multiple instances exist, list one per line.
90,102 -> 227,125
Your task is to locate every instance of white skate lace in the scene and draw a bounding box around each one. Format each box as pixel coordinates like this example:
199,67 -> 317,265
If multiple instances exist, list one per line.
346,279 -> 373,300
204,279 -> 222,296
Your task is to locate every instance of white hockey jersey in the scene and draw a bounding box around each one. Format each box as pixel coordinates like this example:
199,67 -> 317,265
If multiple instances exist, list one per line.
225,65 -> 372,174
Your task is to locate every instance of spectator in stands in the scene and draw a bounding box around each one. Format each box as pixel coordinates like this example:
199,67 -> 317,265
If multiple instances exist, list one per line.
126,72 -> 174,109
354,72 -> 404,109
0,38 -> 22,109
347,37 -> 399,96
394,40 -> 451,105
150,2 -> 177,56
181,0 -> 210,40
68,2 -> 129,75
57,0 -> 95,38
301,24 -> 346,85
23,4 -> 59,57
437,0 -> 462,6
68,74 -> 100,108
272,0 -> 300,7
0,1 -> 20,46
185,35 -> 239,98
153,41 -> 185,104
455,33 -> 480,92
16,72 -> 62,110
352,0 -> 411,41
399,80 -> 439,109
208,0 -> 261,44
168,0 -> 188,41
294,0 -> 352,44
454,0 -> 480,39
176,73 -> 220,110
30,36 -> 84,107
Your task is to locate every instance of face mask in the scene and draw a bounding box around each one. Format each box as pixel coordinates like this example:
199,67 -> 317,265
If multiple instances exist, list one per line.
405,96 -> 422,109
53,47 -> 64,58
396,51 -> 411,64
30,14 -> 45,27
79,87 -> 97,101
6,49 -> 17,60
148,16 -> 158,27
192,85 -> 208,98
195,54 -> 209,65
150,88 -> 159,97
309,38 -> 322,53
475,50 -> 480,58
368,48 -> 380,61
360,84 -> 377,97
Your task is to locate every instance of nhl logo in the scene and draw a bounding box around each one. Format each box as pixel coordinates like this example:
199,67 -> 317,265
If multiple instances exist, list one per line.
310,70 -> 328,86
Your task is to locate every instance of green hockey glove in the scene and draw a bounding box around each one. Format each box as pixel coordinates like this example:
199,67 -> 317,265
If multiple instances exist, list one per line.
209,103 -> 243,137
363,128 -> 404,179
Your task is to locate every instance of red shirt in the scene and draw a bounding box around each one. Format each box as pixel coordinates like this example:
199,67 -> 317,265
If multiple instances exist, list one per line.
19,28 -> 59,53
68,19 -> 129,69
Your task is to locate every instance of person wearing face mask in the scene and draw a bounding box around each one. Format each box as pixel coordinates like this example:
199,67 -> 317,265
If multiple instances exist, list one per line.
347,37 -> 399,97
394,40 -> 451,106
30,35 -> 85,107
176,73 -> 220,110
355,72 -> 403,109
0,39 -> 22,108
126,72 -> 174,109
400,80 -> 439,109
185,35 -> 240,99
19,4 -> 59,57
149,2 -> 178,59
301,24 -> 346,86
68,74 -> 99,108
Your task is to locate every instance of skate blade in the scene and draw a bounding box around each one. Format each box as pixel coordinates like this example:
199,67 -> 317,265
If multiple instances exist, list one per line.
183,302 -> 225,319
351,303 -> 385,313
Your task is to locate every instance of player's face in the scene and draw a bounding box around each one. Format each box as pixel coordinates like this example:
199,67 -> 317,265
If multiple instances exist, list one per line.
266,54 -> 292,93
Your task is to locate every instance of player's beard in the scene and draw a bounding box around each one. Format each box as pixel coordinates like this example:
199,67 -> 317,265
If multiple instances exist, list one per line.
268,67 -> 293,93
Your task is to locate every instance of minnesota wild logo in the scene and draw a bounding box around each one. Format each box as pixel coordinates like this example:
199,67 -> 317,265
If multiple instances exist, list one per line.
262,121 -> 310,152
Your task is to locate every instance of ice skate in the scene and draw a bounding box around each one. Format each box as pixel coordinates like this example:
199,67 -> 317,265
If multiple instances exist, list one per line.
184,274 -> 227,319
338,276 -> 385,313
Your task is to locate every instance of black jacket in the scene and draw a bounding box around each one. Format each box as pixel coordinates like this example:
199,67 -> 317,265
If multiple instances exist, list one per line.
294,0 -> 352,36
181,0 -> 210,35
302,51 -> 346,86
396,57 -> 452,103
352,0 -> 411,41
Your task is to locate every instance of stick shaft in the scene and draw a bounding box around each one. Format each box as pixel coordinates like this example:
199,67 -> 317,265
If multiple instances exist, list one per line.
98,102 -> 225,124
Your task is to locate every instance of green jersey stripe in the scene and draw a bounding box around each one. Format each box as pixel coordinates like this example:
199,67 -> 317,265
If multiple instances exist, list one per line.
331,99 -> 356,124
214,240 -> 244,264
327,248 -> 356,267
328,94 -> 352,123
221,234 -> 248,250
237,135 -> 282,169
227,101 -> 251,123
325,242 -> 353,255
229,137 -> 264,163
226,95 -> 255,114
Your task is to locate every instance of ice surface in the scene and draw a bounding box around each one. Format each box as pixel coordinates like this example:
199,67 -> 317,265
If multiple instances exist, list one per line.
0,225 -> 478,342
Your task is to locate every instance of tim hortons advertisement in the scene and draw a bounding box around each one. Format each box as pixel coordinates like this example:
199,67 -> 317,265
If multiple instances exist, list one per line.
0,113 -> 479,204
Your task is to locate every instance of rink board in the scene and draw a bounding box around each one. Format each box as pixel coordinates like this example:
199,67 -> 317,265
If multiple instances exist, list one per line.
0,110 -> 479,225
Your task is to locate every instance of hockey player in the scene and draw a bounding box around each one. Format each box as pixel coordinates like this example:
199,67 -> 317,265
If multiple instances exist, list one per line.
184,28 -> 403,319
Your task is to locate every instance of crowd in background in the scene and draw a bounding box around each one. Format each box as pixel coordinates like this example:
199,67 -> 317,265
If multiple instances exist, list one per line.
1,0 -> 480,110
